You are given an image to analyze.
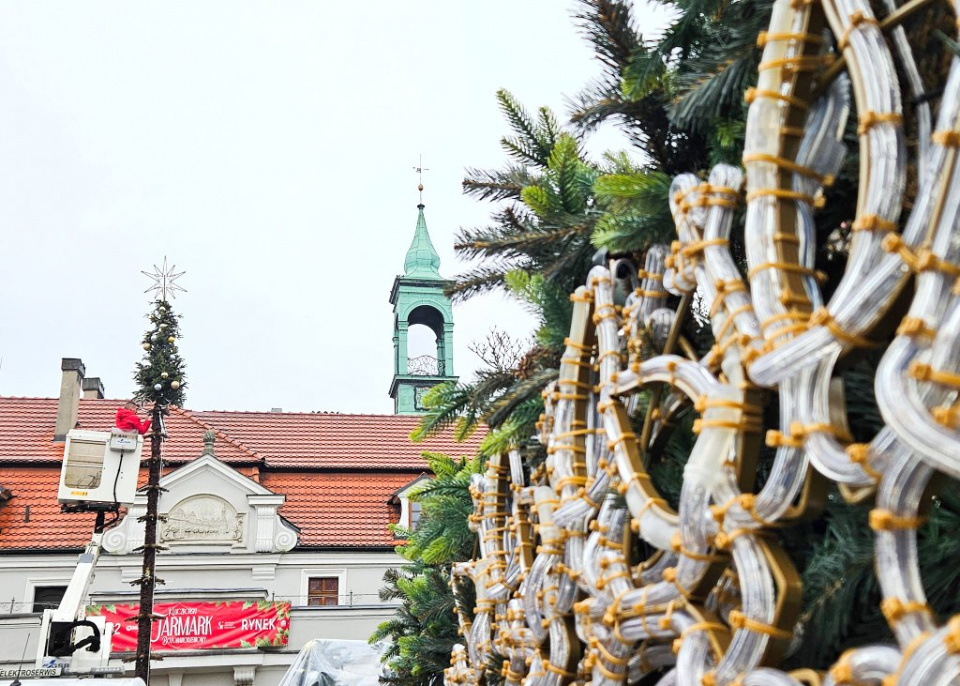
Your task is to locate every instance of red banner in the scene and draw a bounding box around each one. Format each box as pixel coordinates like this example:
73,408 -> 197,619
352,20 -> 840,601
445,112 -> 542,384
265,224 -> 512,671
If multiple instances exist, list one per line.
86,600 -> 290,651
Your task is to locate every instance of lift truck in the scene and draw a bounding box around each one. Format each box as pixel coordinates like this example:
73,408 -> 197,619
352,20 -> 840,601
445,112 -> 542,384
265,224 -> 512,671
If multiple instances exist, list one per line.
24,429 -> 144,682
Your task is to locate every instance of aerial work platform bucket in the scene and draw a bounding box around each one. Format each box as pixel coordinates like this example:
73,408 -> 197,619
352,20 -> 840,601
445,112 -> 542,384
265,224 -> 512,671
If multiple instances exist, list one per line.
57,429 -> 142,506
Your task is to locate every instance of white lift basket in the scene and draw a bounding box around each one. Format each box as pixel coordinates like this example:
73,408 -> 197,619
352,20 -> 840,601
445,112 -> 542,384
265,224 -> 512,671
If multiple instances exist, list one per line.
57,429 -> 142,506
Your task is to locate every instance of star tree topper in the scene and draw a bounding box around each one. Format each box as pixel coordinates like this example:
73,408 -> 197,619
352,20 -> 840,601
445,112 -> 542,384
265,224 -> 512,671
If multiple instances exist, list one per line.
142,257 -> 186,301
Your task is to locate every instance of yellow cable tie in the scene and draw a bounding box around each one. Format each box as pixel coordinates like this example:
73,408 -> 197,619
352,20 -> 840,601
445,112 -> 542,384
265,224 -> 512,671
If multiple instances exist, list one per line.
681,238 -> 730,257
767,426 -> 806,449
671,532 -> 728,562
880,597 -> 932,623
756,31 -> 824,47
909,362 -> 960,391
737,493 -> 779,527
555,475 -> 588,489
828,657 -> 854,685
761,311 -> 810,329
747,187 -> 824,208
743,153 -> 833,185
881,233 -> 919,269
933,130 -> 960,147
809,307 -> 879,348
657,599 -> 679,631
758,55 -> 832,73
945,615 -> 960,654
680,621 -> 729,643
869,508 -> 926,531
857,111 -> 904,135
897,317 -> 937,340
780,286 -> 816,308
772,232 -> 802,244
712,526 -> 756,550
597,349 -> 623,363
933,404 -> 960,429
634,496 -> 667,520
796,420 -> 852,443
748,260 -> 825,282
554,427 -> 596,439
728,610 -> 793,639
851,213 -> 898,232
607,432 -> 637,450
744,88 -> 810,110
543,661 -> 576,678
693,418 -> 763,434
592,658 -> 626,679
563,337 -> 593,352
553,393 -> 588,401
916,248 -> 960,279
557,379 -> 595,392
836,11 -> 880,52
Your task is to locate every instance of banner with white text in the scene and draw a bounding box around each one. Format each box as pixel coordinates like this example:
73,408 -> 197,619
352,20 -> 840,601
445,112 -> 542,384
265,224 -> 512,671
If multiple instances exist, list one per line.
86,600 -> 290,651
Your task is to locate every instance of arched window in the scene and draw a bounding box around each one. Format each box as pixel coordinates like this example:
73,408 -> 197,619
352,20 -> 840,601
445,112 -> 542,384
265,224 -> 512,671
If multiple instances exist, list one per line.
406,305 -> 445,376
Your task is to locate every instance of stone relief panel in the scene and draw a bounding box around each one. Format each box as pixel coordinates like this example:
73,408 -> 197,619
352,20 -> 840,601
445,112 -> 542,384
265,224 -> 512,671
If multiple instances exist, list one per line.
101,455 -> 298,555
160,494 -> 246,547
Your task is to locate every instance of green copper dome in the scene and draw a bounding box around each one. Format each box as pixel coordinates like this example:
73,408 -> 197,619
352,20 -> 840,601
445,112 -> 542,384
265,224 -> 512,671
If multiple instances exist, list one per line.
403,204 -> 442,279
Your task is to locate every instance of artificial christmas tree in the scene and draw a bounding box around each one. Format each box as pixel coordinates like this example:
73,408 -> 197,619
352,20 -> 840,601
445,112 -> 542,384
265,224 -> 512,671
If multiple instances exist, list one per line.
132,259 -> 186,684
133,299 -> 187,408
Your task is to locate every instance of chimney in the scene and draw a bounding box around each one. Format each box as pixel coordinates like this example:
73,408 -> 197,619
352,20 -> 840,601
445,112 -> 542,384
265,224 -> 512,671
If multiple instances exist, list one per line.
54,358 -> 85,441
82,377 -> 105,399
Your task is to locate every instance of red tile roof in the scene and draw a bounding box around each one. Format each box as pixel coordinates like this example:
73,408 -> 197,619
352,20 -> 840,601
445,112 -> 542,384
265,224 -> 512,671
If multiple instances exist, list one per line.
0,396 -> 482,550
261,472 -> 415,548
0,398 -> 483,469
0,467 -> 100,550
0,398 -> 259,465
193,410 -> 483,469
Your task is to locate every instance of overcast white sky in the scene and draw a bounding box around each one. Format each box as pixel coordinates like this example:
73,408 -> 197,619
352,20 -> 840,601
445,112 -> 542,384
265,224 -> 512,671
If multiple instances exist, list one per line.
0,1 -> 662,413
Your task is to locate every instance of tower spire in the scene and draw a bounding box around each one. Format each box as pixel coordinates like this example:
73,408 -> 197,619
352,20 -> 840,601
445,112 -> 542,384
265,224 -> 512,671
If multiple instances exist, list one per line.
403,196 -> 442,279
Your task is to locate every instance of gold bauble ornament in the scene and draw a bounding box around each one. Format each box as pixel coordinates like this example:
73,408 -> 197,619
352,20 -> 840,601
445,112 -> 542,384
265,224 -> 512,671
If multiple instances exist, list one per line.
161,372 -> 169,379
142,343 -> 151,350
167,336 -> 175,343
170,380 -> 180,390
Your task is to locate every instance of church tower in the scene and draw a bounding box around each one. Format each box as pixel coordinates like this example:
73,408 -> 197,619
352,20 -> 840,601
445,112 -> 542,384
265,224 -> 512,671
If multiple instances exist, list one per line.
389,194 -> 457,414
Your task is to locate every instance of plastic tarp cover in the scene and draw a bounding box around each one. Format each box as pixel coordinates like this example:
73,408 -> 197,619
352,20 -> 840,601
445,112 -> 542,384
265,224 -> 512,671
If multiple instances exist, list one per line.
278,639 -> 385,686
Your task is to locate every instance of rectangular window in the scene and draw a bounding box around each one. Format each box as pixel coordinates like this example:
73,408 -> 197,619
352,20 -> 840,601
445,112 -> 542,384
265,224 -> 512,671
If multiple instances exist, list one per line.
33,586 -> 67,613
63,440 -> 104,489
307,577 -> 339,606
410,501 -> 422,529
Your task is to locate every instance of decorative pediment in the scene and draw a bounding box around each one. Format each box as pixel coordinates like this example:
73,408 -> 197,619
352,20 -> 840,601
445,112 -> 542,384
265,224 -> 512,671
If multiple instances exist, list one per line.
103,450 -> 297,555
161,494 -> 246,547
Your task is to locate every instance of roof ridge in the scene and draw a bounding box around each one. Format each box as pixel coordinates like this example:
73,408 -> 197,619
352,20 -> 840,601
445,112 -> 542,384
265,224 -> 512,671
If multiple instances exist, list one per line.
194,410 -> 419,418
0,396 -> 58,401
170,407 -> 262,461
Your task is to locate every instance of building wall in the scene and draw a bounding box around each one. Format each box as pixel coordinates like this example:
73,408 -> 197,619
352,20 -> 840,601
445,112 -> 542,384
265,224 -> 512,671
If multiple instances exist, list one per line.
0,550 -> 401,612
0,550 -> 403,686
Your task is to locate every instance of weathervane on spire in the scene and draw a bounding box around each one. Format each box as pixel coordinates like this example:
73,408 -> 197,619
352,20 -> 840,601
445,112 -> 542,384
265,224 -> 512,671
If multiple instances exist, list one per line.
413,155 -> 429,205
142,256 -> 186,301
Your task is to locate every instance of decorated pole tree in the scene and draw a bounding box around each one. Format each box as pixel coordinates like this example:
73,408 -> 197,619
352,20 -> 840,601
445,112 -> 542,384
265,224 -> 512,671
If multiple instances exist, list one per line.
133,258 -> 186,684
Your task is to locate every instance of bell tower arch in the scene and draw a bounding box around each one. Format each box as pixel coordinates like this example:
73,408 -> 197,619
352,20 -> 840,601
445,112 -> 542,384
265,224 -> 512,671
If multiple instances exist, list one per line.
389,200 -> 457,414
